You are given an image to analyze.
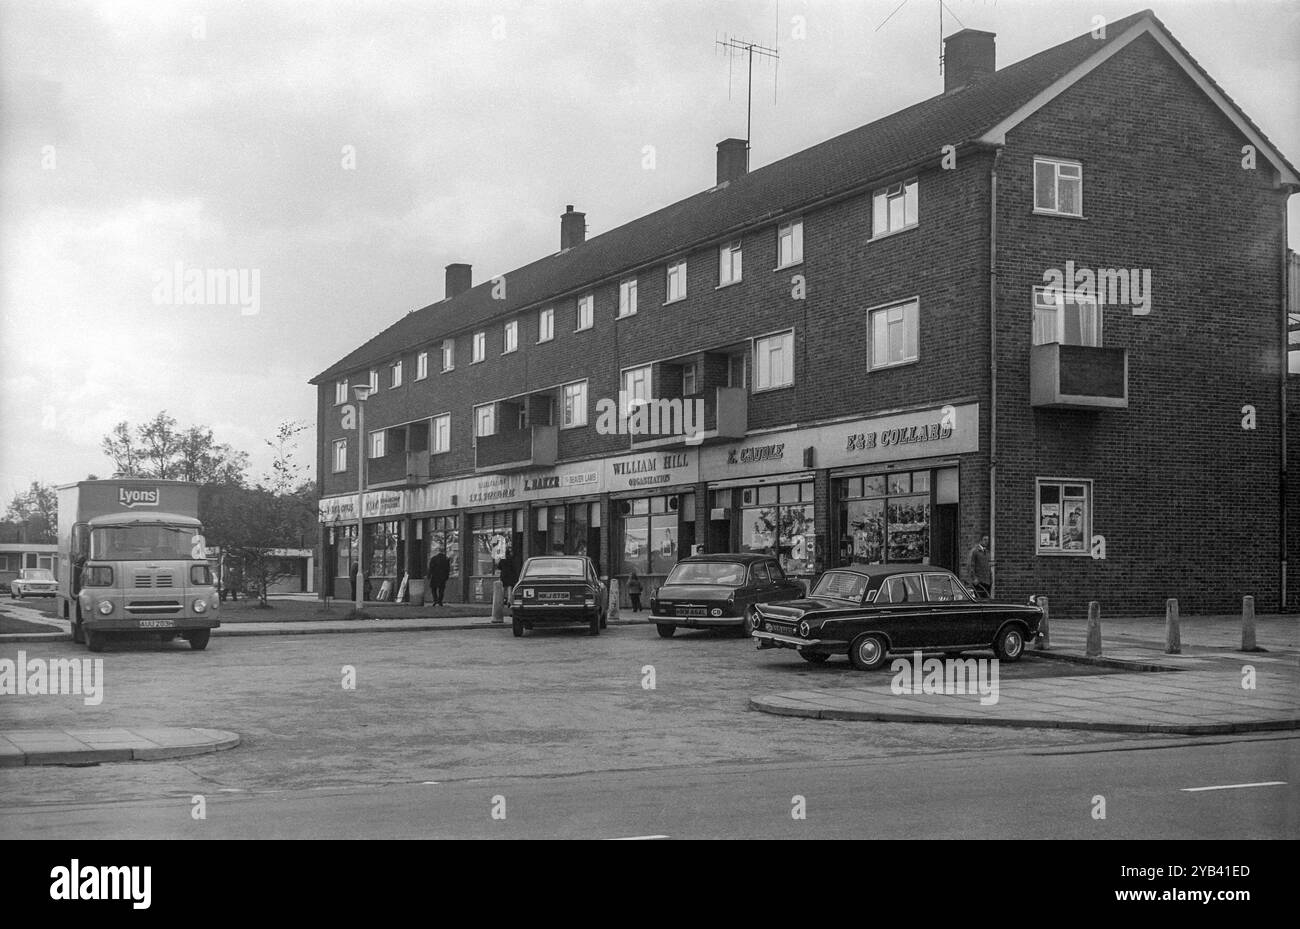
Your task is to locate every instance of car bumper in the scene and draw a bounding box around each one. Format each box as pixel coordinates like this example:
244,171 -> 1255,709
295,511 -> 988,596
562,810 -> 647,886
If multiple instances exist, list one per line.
651,614 -> 740,628
16,589 -> 57,597
511,606 -> 598,624
751,630 -> 829,650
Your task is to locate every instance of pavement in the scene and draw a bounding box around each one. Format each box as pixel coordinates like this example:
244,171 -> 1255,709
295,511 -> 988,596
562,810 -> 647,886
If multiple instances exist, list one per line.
751,613 -> 1300,734
0,727 -> 240,767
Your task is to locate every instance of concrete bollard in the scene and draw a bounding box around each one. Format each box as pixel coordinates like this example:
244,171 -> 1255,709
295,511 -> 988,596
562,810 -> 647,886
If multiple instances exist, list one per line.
1086,601 -> 1102,657
1241,595 -> 1256,651
491,580 -> 505,623
1164,598 -> 1181,654
607,578 -> 621,622
1036,596 -> 1050,649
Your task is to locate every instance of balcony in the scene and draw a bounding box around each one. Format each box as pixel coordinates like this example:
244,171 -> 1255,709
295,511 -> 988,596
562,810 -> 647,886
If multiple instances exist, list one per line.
1030,343 -> 1128,410
629,387 -> 749,448
475,424 -> 558,472
405,451 -> 431,484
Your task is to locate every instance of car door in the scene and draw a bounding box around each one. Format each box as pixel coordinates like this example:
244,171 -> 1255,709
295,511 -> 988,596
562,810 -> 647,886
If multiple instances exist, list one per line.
922,572 -> 979,648
765,559 -> 803,603
873,573 -> 933,648
747,561 -> 773,607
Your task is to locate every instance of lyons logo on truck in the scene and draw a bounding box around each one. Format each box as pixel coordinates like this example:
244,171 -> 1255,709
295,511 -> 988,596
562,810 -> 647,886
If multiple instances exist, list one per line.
118,488 -> 160,509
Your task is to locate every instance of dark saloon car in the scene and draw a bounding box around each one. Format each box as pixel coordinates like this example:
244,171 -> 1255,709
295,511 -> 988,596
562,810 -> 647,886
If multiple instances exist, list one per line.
649,554 -> 806,638
751,565 -> 1042,670
510,556 -> 609,637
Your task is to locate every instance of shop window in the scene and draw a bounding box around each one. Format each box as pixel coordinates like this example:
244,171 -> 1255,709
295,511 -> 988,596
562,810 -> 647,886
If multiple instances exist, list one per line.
470,511 -> 515,601
1033,287 -> 1101,346
616,496 -> 679,576
1033,157 -> 1083,216
738,482 -> 815,575
366,521 -> 400,586
871,178 -> 918,238
840,470 -> 932,564
1036,479 -> 1091,555
777,219 -> 803,268
869,299 -> 919,369
333,524 -> 357,580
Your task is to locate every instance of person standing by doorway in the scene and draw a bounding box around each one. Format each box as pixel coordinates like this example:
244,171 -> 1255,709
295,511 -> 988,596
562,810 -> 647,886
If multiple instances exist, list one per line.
426,546 -> 451,607
626,569 -> 644,613
498,554 -> 519,601
969,535 -> 993,599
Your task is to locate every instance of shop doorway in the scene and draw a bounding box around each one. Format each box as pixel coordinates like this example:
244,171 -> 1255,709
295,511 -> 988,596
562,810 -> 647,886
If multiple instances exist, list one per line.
931,503 -> 959,573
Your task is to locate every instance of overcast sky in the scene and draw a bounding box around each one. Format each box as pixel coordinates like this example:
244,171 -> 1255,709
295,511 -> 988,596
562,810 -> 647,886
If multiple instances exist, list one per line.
2,0 -> 1297,501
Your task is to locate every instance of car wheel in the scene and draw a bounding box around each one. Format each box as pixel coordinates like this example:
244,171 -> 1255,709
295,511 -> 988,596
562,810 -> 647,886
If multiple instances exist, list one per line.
741,607 -> 758,636
512,616 -> 524,638
589,612 -> 600,636
656,624 -> 676,638
994,625 -> 1025,662
186,629 -> 211,651
849,634 -> 888,671
799,651 -> 830,664
85,628 -> 105,653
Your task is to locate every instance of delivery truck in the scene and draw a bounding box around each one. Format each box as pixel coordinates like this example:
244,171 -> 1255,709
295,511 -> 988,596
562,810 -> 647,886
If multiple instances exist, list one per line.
57,479 -> 220,652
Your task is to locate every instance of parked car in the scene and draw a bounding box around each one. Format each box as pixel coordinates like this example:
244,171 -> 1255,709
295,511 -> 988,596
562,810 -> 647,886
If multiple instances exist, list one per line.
649,553 -> 806,638
751,564 -> 1043,670
510,556 -> 609,637
11,568 -> 57,599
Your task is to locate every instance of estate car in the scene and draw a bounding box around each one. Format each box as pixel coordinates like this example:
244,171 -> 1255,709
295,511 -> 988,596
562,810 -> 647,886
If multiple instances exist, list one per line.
510,556 -> 609,637
649,553 -> 805,638
751,565 -> 1043,670
11,568 -> 57,599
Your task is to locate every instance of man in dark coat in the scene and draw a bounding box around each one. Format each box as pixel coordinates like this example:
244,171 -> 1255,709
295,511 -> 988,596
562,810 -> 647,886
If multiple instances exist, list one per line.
426,547 -> 451,606
498,555 -> 519,598
348,560 -> 359,602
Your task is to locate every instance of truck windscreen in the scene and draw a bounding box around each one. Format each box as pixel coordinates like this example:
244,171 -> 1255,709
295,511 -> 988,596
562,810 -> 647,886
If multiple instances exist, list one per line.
91,525 -> 198,560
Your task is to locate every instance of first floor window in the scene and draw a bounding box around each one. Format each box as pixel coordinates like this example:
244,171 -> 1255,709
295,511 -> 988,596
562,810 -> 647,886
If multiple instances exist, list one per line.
1033,287 -> 1101,346
416,352 -> 428,380
623,365 -> 652,413
727,352 -> 748,389
666,260 -> 687,302
538,307 -> 554,342
754,330 -> 794,390
368,430 -> 385,458
682,359 -> 700,396
869,299 -> 919,369
390,360 -> 402,388
335,379 -> 348,405
472,331 -> 486,363
872,179 -> 918,237
503,320 -> 518,353
332,439 -> 347,472
576,295 -> 594,330
432,413 -> 451,453
441,339 -> 455,371
368,369 -> 379,393
777,219 -> 804,267
1034,157 -> 1083,216
562,381 -> 587,428
475,404 -> 496,438
618,278 -> 638,317
1036,479 -> 1091,554
719,241 -> 742,285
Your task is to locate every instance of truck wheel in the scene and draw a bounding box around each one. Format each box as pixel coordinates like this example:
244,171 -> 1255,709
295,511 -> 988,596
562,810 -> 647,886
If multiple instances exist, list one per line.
85,628 -> 105,653
72,607 -> 86,644
186,629 -> 211,651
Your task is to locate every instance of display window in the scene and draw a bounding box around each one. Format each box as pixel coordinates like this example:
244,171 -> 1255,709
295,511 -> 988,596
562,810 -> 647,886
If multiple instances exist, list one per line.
425,515 -> 460,577
737,481 -> 815,575
615,495 -> 680,576
1036,479 -> 1091,554
839,470 -> 931,564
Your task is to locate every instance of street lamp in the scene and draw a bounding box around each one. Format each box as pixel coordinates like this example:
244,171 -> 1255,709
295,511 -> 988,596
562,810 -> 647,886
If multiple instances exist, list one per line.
353,384 -> 372,613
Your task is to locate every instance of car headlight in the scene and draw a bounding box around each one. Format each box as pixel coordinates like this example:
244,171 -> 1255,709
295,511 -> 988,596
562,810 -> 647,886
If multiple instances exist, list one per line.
193,598 -> 208,613
584,598 -> 595,607
97,600 -> 114,615
512,599 -> 523,607
798,620 -> 810,637
710,607 -> 723,617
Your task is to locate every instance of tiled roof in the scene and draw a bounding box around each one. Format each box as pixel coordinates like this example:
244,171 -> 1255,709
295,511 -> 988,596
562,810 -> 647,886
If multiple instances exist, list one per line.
308,8 -> 1277,385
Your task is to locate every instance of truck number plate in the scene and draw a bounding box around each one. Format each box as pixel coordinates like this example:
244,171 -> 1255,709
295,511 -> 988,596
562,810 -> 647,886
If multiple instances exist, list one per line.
138,619 -> 175,628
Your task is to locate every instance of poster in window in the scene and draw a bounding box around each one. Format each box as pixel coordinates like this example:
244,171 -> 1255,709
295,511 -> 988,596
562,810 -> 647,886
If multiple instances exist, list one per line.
1062,499 -> 1085,551
1040,502 -> 1060,549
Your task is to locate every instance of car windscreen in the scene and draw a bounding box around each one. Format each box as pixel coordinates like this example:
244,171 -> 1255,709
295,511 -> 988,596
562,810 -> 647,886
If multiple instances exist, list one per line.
521,558 -> 587,579
91,525 -> 199,561
810,571 -> 868,602
664,562 -> 746,586
22,569 -> 54,581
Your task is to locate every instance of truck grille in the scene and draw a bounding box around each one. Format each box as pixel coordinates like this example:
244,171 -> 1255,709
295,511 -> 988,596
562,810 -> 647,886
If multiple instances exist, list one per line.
127,600 -> 182,615
134,574 -> 175,588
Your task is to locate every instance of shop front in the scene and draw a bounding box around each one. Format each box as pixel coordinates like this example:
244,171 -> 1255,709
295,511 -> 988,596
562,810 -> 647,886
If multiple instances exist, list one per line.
606,450 -> 698,607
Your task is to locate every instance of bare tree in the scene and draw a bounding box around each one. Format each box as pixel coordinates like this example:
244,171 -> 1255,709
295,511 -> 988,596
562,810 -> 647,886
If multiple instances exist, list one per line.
4,481 -> 59,543
100,413 -> 247,485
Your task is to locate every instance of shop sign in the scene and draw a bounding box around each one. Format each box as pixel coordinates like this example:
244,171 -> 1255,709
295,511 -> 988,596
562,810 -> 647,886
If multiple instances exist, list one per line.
604,450 -> 698,492
726,443 -> 785,465
466,474 -> 519,505
318,494 -> 359,523
363,490 -> 404,517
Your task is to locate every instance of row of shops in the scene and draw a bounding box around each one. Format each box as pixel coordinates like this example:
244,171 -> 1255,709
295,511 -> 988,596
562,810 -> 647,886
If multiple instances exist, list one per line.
318,402 -> 981,605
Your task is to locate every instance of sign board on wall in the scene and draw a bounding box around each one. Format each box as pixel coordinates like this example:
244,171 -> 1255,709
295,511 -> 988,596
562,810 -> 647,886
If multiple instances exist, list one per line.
603,450 -> 698,494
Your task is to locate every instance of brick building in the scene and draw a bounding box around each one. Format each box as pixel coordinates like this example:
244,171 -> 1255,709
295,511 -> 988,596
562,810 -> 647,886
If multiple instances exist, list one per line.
310,10 -> 1296,616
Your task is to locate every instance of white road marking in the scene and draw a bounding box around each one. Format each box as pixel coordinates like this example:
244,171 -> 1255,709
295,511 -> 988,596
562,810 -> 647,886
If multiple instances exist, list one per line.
609,834 -> 669,840
1180,781 -> 1286,792
422,781 -> 440,785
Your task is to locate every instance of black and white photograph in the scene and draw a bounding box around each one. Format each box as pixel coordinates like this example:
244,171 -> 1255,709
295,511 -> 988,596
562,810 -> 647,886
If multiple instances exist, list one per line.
0,0 -> 1297,902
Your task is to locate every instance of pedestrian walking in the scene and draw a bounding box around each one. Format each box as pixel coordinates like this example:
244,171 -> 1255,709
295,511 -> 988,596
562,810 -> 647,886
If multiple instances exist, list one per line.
426,546 -> 451,606
969,535 -> 993,599
626,569 -> 643,612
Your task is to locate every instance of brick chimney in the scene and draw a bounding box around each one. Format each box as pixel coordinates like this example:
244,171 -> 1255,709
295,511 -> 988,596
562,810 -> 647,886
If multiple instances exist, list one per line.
560,205 -> 586,250
944,29 -> 996,93
716,138 -> 748,185
445,263 -> 472,299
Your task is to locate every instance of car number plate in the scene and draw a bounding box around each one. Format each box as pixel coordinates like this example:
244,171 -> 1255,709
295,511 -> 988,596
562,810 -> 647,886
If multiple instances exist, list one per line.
138,619 -> 175,628
677,606 -> 707,617
538,592 -> 569,601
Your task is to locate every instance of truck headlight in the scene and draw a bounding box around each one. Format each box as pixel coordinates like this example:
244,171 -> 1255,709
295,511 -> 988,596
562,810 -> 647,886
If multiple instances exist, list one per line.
97,600 -> 114,615
193,599 -> 208,613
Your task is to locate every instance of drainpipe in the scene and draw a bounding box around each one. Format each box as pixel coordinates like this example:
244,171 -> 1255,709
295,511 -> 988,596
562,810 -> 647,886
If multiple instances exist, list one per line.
1281,203 -> 1291,612
989,145 -> 1004,592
